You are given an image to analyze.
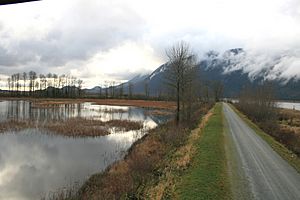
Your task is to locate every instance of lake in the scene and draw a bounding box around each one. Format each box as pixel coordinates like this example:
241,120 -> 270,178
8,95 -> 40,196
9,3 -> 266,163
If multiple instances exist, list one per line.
276,101 -> 300,111
0,100 -> 170,200
224,98 -> 300,111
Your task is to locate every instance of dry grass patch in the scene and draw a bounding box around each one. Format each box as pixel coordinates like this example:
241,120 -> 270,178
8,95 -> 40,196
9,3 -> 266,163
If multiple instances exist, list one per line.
276,108 -> 300,156
106,120 -> 143,131
278,108 -> 300,127
145,109 -> 213,200
146,109 -> 174,116
0,118 -> 143,137
43,102 -> 213,200
44,118 -> 109,137
45,118 -> 143,137
79,132 -> 166,199
8,98 -> 176,110
0,120 -> 34,132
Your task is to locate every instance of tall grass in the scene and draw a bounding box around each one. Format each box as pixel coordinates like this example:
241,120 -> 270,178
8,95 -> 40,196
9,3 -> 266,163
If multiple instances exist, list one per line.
0,118 -> 143,137
72,103 -> 213,199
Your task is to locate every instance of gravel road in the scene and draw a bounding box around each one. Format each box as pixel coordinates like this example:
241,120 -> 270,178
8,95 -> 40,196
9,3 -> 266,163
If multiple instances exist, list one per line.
223,103 -> 300,200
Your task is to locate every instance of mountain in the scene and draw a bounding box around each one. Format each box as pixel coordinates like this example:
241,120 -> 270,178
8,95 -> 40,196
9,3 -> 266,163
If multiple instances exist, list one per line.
84,86 -> 102,95
122,48 -> 300,100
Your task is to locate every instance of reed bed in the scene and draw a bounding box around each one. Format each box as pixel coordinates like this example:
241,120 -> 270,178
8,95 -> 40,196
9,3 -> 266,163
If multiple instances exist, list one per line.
277,108 -> 300,155
0,120 -> 33,132
146,109 -> 174,116
11,98 -> 176,110
0,118 -> 144,137
44,118 -> 110,137
99,108 -> 127,114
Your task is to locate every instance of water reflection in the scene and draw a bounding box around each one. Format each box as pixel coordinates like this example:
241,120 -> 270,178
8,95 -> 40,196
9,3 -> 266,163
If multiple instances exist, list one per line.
0,129 -> 144,200
277,102 -> 300,111
0,100 -> 170,127
0,100 -> 172,200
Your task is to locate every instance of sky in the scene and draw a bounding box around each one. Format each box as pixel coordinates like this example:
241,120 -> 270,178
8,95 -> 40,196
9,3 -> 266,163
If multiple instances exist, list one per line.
0,0 -> 299,88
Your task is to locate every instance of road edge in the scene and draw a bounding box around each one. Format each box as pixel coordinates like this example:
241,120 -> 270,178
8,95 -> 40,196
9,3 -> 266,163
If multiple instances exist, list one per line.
223,103 -> 254,200
228,103 -> 300,173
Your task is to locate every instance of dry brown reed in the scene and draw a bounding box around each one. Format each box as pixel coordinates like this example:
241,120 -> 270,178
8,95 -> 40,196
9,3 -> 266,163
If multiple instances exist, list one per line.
0,118 -> 144,137
75,103 -> 213,199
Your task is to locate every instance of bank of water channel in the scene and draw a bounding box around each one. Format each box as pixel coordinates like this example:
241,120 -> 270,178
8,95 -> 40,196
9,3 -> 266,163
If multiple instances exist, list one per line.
0,100 -> 171,200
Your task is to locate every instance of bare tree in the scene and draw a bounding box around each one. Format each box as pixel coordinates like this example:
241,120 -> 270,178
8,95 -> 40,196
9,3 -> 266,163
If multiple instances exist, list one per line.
15,73 -> 20,96
238,82 -> 277,125
7,77 -> 11,95
39,74 -> 45,96
23,72 -> 27,96
165,41 -> 197,124
29,71 -> 37,97
213,80 -> 224,102
59,74 -> 66,97
52,74 -> 58,97
77,79 -> 83,97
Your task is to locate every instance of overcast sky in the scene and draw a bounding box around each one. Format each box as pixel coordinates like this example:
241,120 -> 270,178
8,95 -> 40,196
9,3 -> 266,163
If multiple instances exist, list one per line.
0,0 -> 299,88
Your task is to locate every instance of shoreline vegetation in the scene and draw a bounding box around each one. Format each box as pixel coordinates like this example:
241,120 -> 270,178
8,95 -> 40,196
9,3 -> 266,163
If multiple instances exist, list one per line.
0,97 -> 177,110
43,102 -> 213,200
0,118 -> 144,137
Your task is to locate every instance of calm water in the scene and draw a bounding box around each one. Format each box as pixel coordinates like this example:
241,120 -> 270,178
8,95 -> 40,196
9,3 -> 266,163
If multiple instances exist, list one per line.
225,99 -> 300,111
276,102 -> 300,111
0,100 -> 170,200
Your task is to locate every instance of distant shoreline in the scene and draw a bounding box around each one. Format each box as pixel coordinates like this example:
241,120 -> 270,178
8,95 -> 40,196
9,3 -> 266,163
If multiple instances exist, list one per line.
0,97 -> 176,110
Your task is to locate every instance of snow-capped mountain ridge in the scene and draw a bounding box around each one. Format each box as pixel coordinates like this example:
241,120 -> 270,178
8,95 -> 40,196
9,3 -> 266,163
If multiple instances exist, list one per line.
122,48 -> 300,99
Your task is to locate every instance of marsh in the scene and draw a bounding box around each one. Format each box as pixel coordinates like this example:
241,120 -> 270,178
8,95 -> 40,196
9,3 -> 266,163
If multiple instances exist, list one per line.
0,100 -> 172,200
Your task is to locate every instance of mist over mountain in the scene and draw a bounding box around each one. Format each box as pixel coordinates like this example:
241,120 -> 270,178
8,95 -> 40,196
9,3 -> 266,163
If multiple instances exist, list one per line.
120,48 -> 300,100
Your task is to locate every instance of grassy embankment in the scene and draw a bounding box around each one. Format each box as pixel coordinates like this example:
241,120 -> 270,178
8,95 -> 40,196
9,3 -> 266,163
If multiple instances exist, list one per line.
175,103 -> 231,200
75,103 -> 231,200
45,103 -> 212,199
229,104 -> 300,173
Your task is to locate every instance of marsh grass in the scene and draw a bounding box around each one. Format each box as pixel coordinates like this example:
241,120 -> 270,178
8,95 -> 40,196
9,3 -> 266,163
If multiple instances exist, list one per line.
0,118 -> 143,137
44,118 -> 110,137
24,98 -> 176,110
41,181 -> 82,200
99,108 -> 127,114
277,108 -> 300,156
0,120 -> 33,132
146,109 -> 174,116
70,103 -> 213,199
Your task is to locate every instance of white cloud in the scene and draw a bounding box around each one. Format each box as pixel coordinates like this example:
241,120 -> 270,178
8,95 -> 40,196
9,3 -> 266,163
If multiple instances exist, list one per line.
0,0 -> 299,87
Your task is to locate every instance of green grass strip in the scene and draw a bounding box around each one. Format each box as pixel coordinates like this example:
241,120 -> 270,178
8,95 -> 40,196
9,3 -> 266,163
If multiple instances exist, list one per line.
176,103 -> 232,200
229,104 -> 300,173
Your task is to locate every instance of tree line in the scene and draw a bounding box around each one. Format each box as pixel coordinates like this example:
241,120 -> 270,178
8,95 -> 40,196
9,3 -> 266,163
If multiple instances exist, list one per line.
5,71 -> 83,98
237,82 -> 277,131
1,41 -> 224,121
